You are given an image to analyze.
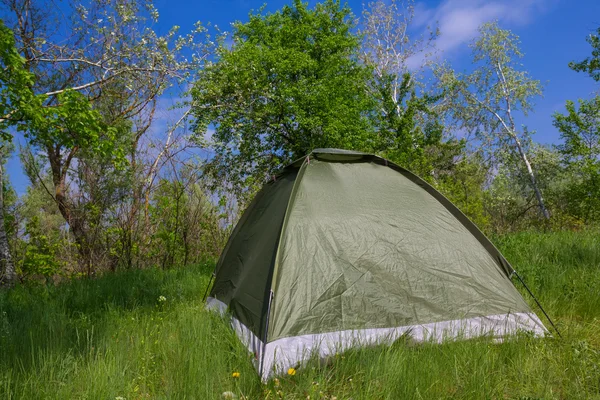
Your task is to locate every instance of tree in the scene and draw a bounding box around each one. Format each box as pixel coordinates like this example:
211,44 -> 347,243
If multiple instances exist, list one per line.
360,0 -> 438,100
0,145 -> 14,285
553,97 -> 600,222
436,152 -> 490,231
371,72 -> 463,178
436,22 -> 550,219
569,27 -> 600,82
1,0 -> 206,272
359,0 -> 460,179
485,144 -> 563,232
147,166 -> 224,269
17,152 -> 73,279
552,27 -> 600,224
0,19 -> 38,285
192,0 -> 376,202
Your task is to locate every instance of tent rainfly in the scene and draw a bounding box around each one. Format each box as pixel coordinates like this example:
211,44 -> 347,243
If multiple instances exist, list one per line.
206,148 -> 547,380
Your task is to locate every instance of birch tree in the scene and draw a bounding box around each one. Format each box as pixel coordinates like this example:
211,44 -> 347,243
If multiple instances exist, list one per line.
437,22 -> 550,219
360,0 -> 438,89
358,0 -> 463,179
360,0 -> 439,129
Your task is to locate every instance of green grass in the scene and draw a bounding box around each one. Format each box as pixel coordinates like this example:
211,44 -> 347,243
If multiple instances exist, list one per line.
1,230 -> 600,399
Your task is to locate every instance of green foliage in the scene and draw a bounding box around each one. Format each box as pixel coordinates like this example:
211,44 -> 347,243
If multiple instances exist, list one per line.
60,91 -> 119,159
1,231 -> 600,398
20,216 -> 64,278
15,178 -> 74,277
436,154 -> 490,231
149,180 -> 186,267
192,0 -> 376,200
436,22 -> 550,220
436,22 -> 542,153
146,177 -> 224,269
29,90 -> 125,168
0,20 -> 37,140
553,96 -> 600,222
0,143 -> 17,238
373,72 -> 464,179
0,0 -> 209,273
569,27 -> 600,82
0,22 -> 118,164
483,145 -> 567,232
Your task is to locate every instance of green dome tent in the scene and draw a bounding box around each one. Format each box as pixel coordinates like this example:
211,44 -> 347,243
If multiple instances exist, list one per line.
206,148 -> 547,380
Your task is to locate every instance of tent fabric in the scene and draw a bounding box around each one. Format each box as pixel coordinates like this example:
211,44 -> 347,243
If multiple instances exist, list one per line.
269,159 -> 535,340
207,297 -> 545,379
210,168 -> 298,339
207,148 -> 547,381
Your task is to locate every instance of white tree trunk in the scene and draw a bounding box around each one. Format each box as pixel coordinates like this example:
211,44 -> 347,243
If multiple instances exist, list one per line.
512,134 -> 551,220
484,60 -> 551,221
0,162 -> 16,286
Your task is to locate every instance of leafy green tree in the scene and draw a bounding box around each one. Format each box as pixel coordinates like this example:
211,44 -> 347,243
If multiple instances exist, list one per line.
21,216 -> 65,281
192,0 -> 376,202
552,27 -> 600,224
485,145 -> 564,232
147,172 -> 223,269
0,12 -> 121,275
569,27 -> 600,82
436,22 -> 550,219
553,97 -> 600,222
372,72 -> 463,179
436,152 -> 490,231
0,19 -> 39,285
1,0 -> 206,273
17,148 -> 78,276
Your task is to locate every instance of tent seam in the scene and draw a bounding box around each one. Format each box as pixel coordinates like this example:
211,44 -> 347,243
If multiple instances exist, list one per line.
266,153 -> 312,340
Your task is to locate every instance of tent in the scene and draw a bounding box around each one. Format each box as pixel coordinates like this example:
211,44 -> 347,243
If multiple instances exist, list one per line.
206,148 -> 547,380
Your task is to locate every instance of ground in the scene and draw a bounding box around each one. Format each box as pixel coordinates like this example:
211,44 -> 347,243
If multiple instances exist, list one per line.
1,230 -> 599,399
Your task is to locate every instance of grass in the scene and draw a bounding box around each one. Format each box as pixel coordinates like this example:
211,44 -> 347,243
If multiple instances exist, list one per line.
1,230 -> 599,399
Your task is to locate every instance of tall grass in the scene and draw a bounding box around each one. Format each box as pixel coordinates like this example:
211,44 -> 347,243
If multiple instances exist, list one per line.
1,230 -> 599,399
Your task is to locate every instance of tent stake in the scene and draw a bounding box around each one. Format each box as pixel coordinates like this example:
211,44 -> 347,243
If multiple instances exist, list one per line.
512,270 -> 562,338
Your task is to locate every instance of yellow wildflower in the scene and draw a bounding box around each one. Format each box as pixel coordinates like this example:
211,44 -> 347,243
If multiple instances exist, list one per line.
232,371 -> 240,378
287,367 -> 296,376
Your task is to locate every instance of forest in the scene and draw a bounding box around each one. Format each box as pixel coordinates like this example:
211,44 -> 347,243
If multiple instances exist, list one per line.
0,0 -> 599,398
0,0 -> 598,283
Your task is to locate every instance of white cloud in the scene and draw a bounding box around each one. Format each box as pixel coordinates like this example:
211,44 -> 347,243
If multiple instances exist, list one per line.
416,0 -> 554,56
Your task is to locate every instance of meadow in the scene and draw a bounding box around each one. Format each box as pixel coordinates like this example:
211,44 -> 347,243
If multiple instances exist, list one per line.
0,229 -> 599,399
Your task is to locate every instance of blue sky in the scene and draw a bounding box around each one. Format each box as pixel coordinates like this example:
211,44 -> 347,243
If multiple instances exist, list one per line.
153,0 -> 599,143
6,0 -> 600,194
